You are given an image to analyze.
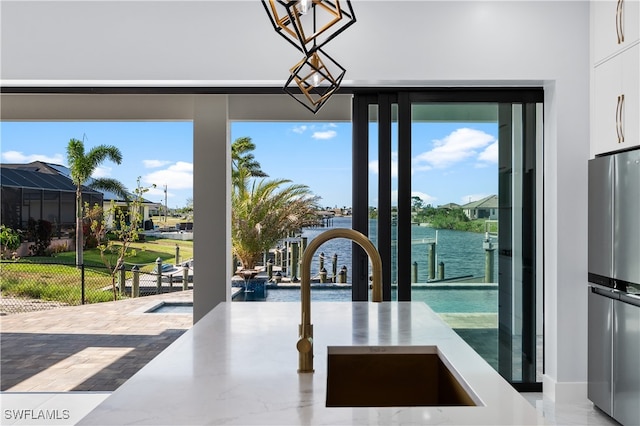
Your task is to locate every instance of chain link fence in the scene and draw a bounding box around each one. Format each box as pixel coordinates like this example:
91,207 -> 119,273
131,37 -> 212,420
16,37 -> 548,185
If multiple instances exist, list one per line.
0,259 -> 194,315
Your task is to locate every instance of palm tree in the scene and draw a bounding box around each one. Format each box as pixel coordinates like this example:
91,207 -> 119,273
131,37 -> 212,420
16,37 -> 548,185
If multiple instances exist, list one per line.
66,138 -> 129,266
232,168 -> 320,271
231,137 -> 268,186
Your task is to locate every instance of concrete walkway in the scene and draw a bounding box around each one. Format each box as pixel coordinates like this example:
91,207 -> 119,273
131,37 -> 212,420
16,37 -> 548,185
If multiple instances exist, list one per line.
1,291 -> 193,392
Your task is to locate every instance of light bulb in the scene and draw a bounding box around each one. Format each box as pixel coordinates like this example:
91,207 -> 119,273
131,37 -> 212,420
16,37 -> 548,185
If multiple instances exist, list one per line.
312,72 -> 320,87
310,53 -> 321,87
300,0 -> 310,15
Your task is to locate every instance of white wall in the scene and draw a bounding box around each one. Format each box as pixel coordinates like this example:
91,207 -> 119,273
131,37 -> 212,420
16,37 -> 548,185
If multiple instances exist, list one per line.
0,1 -> 590,401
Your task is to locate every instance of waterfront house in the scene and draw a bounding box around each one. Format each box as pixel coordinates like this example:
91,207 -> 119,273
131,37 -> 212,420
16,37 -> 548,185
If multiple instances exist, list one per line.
461,195 -> 498,220
438,202 -> 462,210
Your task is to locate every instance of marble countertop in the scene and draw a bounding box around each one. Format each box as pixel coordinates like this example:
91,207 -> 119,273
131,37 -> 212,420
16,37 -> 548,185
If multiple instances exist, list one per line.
79,302 -> 544,425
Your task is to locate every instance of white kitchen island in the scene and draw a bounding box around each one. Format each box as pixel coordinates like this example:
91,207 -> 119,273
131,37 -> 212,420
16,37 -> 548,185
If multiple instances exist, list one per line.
78,302 -> 544,425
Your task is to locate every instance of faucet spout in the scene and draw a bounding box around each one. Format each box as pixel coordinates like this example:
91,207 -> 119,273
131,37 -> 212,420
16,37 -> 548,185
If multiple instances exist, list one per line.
297,228 -> 383,373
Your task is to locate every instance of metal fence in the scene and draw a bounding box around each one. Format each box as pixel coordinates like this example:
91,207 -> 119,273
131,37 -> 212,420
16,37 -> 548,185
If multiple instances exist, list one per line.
0,259 -> 193,315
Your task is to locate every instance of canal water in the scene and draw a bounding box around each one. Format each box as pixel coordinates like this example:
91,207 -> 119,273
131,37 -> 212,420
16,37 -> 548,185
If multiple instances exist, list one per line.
300,216 -> 496,284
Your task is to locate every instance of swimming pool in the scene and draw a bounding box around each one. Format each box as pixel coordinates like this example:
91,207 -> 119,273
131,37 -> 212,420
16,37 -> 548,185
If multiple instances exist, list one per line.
148,288 -> 498,314
146,302 -> 193,314
238,287 -> 498,314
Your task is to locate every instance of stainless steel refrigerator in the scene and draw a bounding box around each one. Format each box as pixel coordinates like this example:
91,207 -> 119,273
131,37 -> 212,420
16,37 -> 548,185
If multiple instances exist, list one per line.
588,148 -> 640,426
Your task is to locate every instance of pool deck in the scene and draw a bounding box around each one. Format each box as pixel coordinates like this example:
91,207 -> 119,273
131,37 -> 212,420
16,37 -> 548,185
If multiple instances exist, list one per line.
1,290 -> 193,392
0,289 -> 496,398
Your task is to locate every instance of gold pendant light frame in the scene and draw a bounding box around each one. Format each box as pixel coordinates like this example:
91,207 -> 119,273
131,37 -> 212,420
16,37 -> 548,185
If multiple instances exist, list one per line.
262,0 -> 356,55
261,0 -> 356,113
284,49 -> 346,113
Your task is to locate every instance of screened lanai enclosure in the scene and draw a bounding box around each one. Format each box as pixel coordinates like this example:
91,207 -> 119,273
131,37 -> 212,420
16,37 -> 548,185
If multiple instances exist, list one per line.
0,165 -> 103,235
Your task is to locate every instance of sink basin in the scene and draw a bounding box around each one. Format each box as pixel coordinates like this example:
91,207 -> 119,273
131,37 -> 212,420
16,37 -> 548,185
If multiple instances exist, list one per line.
326,346 -> 479,407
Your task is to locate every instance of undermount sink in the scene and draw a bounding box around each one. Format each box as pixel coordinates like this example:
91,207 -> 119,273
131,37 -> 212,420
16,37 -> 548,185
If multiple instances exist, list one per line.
326,346 -> 480,407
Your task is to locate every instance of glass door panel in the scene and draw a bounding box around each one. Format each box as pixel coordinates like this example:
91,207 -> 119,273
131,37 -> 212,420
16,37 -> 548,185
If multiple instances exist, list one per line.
354,91 -> 543,389
409,103 -> 501,372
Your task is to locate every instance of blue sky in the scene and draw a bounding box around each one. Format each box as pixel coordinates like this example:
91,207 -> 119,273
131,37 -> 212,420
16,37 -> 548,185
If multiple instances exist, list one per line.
1,121 -> 194,208
1,120 -> 498,209
232,121 -> 498,208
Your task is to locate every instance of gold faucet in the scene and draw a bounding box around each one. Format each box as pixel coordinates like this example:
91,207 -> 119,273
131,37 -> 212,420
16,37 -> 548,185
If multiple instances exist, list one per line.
296,228 -> 383,373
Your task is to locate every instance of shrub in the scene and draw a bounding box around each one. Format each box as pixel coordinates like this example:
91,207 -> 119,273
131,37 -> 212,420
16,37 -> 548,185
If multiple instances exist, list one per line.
49,242 -> 70,255
27,218 -> 53,256
83,223 -> 99,249
0,225 -> 22,259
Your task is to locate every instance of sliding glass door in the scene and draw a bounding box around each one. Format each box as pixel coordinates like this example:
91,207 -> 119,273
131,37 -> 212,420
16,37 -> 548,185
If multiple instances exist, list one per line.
352,89 -> 543,389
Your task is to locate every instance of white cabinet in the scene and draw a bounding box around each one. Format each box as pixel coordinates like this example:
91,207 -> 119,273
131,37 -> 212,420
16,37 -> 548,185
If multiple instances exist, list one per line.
592,44 -> 640,156
593,0 -> 640,63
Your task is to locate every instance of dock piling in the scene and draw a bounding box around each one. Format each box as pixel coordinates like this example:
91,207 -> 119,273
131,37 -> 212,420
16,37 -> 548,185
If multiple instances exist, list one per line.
131,265 -> 140,297
428,242 -> 436,280
320,267 -> 327,283
182,265 -> 189,290
156,257 -> 162,294
267,259 -> 273,279
438,261 -> 445,280
338,265 -> 347,284
483,233 -> 496,283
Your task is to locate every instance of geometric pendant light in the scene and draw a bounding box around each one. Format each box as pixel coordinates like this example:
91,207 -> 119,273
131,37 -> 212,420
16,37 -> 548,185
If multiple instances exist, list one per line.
284,49 -> 346,113
261,0 -> 356,113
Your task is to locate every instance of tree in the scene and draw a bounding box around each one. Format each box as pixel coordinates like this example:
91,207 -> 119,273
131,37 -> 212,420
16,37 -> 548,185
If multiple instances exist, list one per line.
232,168 -> 320,270
231,137 -> 268,186
411,196 -> 424,211
231,136 -> 319,271
66,138 -> 129,266
92,177 -> 154,300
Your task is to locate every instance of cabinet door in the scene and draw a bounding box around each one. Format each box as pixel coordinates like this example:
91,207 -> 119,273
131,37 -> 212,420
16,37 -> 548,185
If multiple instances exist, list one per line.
593,55 -> 622,156
592,45 -> 639,156
613,299 -> 640,426
593,0 -> 640,63
621,44 -> 639,149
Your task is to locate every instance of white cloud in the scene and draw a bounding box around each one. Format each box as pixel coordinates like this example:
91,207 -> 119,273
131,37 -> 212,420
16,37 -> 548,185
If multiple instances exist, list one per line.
477,140 -> 499,163
414,128 -> 496,169
91,166 -> 112,178
369,152 -> 398,178
143,161 -> 193,190
1,150 -> 64,164
143,159 -> 171,168
389,190 -> 436,205
312,130 -> 337,140
411,191 -> 437,204
292,125 -> 307,134
146,186 -> 169,200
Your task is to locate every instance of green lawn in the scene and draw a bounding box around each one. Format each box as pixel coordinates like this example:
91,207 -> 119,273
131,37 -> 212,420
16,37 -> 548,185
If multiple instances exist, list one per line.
53,237 -> 193,271
1,262 -> 116,305
1,238 -> 194,307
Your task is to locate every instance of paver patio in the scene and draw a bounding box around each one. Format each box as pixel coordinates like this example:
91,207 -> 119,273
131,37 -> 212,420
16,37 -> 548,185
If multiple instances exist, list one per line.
1,291 -> 193,392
